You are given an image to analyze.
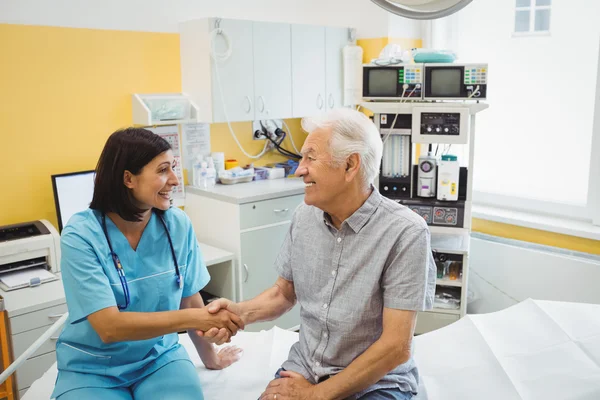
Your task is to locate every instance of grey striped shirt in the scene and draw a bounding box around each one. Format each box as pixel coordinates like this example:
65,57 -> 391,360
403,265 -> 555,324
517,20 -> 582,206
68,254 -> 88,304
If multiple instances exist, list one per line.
276,188 -> 436,398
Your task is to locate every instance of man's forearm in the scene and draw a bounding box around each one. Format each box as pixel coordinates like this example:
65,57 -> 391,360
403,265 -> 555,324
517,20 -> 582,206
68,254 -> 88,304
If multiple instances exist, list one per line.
315,336 -> 410,400
239,284 -> 295,325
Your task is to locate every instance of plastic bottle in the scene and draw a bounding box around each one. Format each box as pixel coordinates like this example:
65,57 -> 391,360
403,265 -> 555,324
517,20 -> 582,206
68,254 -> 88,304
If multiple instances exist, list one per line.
205,157 -> 216,189
192,155 -> 204,188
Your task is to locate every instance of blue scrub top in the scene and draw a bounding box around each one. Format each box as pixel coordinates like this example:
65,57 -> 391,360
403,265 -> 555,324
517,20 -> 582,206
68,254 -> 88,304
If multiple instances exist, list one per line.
52,207 -> 210,398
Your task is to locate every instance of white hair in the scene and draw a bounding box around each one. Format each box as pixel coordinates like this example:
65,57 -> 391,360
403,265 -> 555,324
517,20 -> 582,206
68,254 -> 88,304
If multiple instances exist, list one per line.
301,108 -> 383,189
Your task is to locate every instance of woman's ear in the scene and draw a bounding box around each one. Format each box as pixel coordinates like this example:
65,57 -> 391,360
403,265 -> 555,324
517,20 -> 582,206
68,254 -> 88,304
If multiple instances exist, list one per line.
123,170 -> 135,189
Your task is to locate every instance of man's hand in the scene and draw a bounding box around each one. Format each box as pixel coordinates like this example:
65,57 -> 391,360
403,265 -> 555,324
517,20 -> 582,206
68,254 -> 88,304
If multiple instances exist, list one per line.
204,345 -> 244,370
197,298 -> 246,337
259,371 -> 325,400
194,307 -> 244,336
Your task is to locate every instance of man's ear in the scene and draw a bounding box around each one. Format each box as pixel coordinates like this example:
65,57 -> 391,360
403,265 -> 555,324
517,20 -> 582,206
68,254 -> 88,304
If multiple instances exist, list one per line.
345,153 -> 361,182
123,170 -> 135,189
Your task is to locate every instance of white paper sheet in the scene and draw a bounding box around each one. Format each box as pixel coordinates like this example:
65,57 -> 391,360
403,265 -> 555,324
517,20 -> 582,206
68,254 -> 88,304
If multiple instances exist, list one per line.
0,267 -> 56,288
182,123 -> 211,173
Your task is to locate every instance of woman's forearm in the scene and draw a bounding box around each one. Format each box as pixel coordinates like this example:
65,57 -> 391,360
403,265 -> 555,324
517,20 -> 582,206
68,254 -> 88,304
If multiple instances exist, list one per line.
89,307 -> 198,343
88,305 -> 240,343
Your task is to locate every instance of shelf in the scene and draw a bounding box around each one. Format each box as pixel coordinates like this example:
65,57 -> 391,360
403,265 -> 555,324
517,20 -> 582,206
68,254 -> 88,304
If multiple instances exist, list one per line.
429,226 -> 469,235
436,278 -> 462,287
360,101 -> 489,115
431,230 -> 470,254
431,307 -> 461,315
132,93 -> 200,126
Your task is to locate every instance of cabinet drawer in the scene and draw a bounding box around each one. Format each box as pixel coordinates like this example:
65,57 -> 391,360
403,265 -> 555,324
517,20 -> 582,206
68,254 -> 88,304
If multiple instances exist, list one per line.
13,324 -> 61,359
10,303 -> 67,335
15,351 -> 56,389
415,311 -> 459,334
240,194 -> 304,230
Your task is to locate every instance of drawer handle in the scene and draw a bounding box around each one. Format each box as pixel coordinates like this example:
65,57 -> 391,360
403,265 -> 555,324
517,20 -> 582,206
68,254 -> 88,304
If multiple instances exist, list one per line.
274,208 -> 289,213
243,263 -> 249,283
48,313 -> 65,319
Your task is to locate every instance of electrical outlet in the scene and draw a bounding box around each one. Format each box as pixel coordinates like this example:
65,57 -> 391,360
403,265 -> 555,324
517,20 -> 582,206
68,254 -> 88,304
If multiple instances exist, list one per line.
252,119 -> 283,140
252,120 -> 267,140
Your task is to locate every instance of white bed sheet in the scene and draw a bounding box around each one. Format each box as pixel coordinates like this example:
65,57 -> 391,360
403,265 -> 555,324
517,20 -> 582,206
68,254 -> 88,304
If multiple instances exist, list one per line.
22,327 -> 300,400
22,299 -> 600,400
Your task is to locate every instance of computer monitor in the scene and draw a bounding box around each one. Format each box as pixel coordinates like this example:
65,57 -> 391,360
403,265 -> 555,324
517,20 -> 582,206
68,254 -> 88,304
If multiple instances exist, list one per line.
51,170 -> 96,232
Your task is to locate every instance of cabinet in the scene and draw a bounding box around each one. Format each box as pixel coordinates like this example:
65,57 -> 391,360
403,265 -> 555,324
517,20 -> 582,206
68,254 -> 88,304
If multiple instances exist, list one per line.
184,180 -> 306,332
180,18 -> 348,123
291,25 -> 326,117
325,27 -> 348,110
253,22 -> 293,120
208,19 -> 255,123
291,25 -> 348,116
0,278 -> 66,399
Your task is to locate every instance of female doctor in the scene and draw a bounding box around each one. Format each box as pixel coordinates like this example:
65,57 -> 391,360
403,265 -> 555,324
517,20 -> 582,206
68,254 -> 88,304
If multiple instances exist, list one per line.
52,128 -> 244,400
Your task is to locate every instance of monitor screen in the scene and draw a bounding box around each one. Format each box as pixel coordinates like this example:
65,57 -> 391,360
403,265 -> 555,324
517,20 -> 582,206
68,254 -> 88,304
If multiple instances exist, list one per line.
368,69 -> 398,96
430,68 -> 461,96
51,171 -> 95,231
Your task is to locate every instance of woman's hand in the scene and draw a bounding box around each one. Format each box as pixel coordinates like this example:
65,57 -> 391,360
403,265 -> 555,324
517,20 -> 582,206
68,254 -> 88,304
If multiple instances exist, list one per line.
200,327 -> 231,345
194,307 -> 244,336
204,346 -> 244,370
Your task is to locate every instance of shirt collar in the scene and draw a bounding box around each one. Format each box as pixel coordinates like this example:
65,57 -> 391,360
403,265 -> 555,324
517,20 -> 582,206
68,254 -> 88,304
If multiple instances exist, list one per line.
322,187 -> 382,234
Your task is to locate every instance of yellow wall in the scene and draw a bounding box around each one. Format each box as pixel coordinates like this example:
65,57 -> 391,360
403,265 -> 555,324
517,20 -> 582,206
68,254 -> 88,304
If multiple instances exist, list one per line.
472,219 -> 600,256
0,23 -> 306,229
0,24 -> 181,228
209,119 -> 305,169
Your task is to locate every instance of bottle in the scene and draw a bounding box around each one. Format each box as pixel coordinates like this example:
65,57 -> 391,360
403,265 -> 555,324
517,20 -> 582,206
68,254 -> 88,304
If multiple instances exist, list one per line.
192,155 -> 204,188
206,157 -> 216,189
200,161 -> 209,189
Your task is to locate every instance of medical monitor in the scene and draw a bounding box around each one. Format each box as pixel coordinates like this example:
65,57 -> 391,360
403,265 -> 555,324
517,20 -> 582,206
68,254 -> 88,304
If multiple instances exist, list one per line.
51,170 -> 96,232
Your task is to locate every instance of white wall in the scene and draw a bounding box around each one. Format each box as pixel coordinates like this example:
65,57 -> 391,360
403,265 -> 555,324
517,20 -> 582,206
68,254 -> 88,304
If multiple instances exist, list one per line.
468,235 -> 600,314
442,0 -> 600,206
0,0 -> 391,38
388,13 -> 422,39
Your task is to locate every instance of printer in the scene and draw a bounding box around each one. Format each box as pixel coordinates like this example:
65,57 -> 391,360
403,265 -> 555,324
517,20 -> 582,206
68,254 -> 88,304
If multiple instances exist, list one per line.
0,220 -> 60,291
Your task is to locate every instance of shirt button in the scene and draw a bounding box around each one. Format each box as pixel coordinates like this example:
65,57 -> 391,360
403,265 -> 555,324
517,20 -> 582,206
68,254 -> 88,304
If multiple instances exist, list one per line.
322,303 -> 328,309
315,361 -> 321,366
331,270 -> 336,276
315,375 -> 319,382
323,332 -> 328,338
337,237 -> 342,243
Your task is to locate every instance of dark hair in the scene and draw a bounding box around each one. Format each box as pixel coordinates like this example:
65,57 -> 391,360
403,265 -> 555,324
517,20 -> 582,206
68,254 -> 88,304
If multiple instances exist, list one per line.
90,127 -> 171,222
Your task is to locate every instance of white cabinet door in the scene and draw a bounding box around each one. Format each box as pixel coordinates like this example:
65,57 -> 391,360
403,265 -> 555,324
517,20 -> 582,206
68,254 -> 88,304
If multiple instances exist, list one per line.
240,224 -> 300,332
210,19 -> 255,123
291,24 -> 326,118
325,27 -> 348,110
253,22 -> 293,120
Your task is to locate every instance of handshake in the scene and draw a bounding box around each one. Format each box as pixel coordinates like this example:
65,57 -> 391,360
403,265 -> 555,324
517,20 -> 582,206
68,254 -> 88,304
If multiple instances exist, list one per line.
194,298 -> 245,345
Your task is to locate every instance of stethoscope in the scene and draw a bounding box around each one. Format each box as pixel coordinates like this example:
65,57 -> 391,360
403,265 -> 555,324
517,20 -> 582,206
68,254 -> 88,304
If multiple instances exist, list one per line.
101,210 -> 182,310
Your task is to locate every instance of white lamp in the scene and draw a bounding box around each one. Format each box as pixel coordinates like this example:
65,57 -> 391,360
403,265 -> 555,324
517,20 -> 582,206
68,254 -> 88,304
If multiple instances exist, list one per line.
371,0 -> 472,19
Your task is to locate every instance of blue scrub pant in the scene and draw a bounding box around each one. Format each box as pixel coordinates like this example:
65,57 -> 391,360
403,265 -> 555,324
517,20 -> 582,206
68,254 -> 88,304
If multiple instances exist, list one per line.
57,360 -> 203,400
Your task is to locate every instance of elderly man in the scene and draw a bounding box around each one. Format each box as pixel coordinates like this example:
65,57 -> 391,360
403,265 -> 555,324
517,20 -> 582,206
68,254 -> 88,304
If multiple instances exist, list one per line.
206,108 -> 436,400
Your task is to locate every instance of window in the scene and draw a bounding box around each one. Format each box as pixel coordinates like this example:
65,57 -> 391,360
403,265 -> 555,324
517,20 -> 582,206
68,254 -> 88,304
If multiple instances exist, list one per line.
514,0 -> 551,34
424,0 -> 600,229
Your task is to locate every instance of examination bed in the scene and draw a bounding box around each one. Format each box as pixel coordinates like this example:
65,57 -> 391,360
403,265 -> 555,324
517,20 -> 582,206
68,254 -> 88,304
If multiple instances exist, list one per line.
20,299 -> 600,400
